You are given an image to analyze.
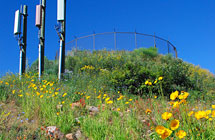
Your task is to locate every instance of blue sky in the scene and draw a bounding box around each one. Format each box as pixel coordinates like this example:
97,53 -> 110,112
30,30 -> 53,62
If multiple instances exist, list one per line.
0,0 -> 215,76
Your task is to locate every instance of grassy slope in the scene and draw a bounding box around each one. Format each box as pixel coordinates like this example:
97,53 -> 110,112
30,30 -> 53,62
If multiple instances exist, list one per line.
1,48 -> 215,140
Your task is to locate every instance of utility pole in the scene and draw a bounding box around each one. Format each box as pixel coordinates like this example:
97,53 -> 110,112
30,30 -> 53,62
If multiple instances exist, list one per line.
36,0 -> 46,80
40,0 -> 46,79
57,0 -> 66,81
14,5 -> 28,80
22,5 -> 28,75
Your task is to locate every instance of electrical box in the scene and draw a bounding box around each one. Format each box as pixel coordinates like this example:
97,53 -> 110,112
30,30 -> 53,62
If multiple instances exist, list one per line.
35,5 -> 42,27
14,10 -> 21,35
57,0 -> 65,21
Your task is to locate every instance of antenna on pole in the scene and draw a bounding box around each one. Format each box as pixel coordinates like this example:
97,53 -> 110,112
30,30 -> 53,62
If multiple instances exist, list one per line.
57,0 -> 66,81
36,0 -> 46,81
14,5 -> 28,80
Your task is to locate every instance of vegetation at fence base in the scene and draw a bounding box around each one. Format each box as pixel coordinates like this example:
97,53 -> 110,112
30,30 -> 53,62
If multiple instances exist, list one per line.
1,47 -> 215,139
64,47 -> 215,97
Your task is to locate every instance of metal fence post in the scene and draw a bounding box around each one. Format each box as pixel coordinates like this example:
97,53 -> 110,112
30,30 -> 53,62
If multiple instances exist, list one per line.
75,37 -> 77,50
114,29 -> 117,50
167,41 -> 170,54
135,31 -> 137,49
93,31 -> 95,50
154,33 -> 156,48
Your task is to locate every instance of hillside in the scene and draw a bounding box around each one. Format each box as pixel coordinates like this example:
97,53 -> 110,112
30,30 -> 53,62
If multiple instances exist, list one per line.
1,47 -> 215,139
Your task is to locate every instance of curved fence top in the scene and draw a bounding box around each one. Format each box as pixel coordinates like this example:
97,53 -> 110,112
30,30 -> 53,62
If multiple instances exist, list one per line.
65,32 -> 177,58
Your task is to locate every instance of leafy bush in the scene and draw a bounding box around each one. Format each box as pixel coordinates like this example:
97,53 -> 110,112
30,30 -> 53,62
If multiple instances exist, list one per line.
29,47 -> 215,96
29,57 -> 58,74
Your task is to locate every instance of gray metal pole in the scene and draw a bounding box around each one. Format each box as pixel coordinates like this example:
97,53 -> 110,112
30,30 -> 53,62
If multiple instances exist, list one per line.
58,0 -> 66,81
19,46 -> 23,80
167,41 -> 170,54
22,5 -> 27,74
93,32 -> 95,50
135,31 -> 137,49
38,43 -> 42,80
75,38 -> 77,49
114,31 -> 116,50
58,39 -> 63,80
154,33 -> 156,48
40,0 -> 46,76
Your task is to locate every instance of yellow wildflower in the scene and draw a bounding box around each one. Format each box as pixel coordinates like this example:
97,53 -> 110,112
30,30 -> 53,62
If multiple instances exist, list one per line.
158,76 -> 163,81
145,109 -> 152,114
12,90 -> 15,94
18,94 -> 23,97
212,111 -> 215,118
176,130 -> 186,139
170,91 -> 179,101
97,94 -> 101,98
212,105 -> 215,109
206,110 -> 211,115
188,111 -> 194,116
162,112 -> 172,120
161,128 -> 172,139
105,97 -> 110,101
173,101 -> 180,108
107,100 -> 113,104
170,119 -> 180,130
62,93 -> 67,97
145,80 -> 149,85
86,96 -> 91,100
40,95 -> 44,98
155,125 -> 166,135
117,95 -> 124,100
125,102 -> 129,104
195,111 -> 207,120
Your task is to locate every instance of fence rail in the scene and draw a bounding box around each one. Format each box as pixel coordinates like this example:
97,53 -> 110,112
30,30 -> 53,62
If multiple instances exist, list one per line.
65,32 -> 177,58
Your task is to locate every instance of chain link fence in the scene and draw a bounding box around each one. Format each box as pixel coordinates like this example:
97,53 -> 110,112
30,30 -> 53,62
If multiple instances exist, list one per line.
65,32 -> 177,58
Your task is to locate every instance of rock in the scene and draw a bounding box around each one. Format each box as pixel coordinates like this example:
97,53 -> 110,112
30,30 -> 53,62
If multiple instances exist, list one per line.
57,104 -> 63,109
71,102 -> 81,109
86,106 -> 99,116
45,126 -> 64,139
88,106 -> 99,113
65,133 -> 74,140
75,130 -> 82,139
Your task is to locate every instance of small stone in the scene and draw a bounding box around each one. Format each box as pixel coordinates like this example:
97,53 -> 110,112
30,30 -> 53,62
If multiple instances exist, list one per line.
75,130 -> 82,139
57,104 -> 63,109
66,133 -> 74,140
45,126 -> 64,139
71,102 -> 81,109
89,106 -> 99,113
